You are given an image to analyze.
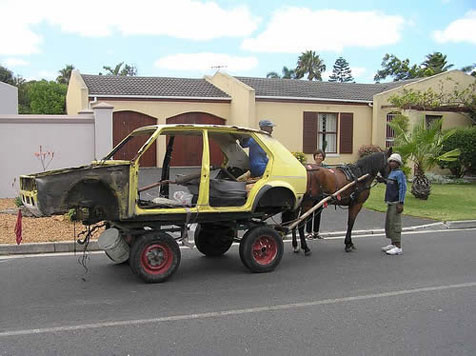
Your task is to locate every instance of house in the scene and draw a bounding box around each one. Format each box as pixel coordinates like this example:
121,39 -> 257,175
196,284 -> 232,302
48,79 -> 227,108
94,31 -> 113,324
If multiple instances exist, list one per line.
0,81 -> 18,114
66,70 -> 475,166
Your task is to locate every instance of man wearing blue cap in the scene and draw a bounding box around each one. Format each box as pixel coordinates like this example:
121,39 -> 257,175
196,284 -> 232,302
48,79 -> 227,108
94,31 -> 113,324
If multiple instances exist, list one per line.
240,119 -> 276,177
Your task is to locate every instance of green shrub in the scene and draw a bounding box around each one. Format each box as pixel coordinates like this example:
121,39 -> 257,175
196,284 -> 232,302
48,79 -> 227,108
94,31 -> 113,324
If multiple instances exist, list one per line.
14,196 -> 23,207
439,126 -> 476,177
292,151 -> 307,164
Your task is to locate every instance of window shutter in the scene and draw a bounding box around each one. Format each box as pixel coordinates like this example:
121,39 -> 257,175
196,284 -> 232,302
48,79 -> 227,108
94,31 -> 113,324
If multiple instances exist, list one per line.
303,112 -> 317,154
339,113 -> 353,154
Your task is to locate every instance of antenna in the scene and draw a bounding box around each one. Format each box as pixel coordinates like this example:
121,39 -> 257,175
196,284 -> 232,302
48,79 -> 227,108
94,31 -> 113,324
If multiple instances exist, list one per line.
211,65 -> 227,72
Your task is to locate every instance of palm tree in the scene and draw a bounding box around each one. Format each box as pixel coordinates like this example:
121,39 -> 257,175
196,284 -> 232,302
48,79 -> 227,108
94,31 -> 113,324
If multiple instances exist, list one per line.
295,50 -> 326,81
101,62 -> 137,76
56,65 -> 75,85
266,66 -> 298,79
421,52 -> 453,76
389,117 -> 460,200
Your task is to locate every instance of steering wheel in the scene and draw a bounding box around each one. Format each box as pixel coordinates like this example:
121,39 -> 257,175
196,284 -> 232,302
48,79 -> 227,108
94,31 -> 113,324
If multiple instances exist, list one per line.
210,165 -> 238,181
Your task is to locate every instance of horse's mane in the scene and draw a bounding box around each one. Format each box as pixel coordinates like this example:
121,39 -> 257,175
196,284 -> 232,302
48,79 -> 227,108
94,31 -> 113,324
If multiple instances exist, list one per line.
348,152 -> 385,177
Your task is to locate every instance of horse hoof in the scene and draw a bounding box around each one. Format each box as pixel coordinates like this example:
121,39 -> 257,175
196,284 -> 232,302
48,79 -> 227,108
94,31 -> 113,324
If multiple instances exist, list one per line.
304,249 -> 312,256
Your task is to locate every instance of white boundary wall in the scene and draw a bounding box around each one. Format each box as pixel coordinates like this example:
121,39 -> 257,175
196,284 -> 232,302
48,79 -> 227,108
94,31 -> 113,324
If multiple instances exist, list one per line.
0,104 -> 114,198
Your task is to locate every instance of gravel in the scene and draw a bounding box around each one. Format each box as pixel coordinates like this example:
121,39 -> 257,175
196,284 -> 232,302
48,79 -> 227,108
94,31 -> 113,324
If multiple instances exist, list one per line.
0,199 -> 100,245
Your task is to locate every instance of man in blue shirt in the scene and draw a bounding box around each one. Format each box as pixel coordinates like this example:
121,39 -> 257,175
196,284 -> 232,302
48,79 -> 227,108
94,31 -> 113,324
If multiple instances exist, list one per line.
381,153 -> 407,255
240,120 -> 275,177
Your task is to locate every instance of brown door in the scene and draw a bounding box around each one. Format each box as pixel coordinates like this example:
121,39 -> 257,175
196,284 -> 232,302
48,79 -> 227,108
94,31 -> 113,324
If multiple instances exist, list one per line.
113,111 -> 157,167
166,112 -> 225,166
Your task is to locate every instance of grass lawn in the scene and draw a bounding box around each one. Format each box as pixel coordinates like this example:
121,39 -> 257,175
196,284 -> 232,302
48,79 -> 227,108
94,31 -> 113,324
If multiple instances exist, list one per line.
364,183 -> 476,221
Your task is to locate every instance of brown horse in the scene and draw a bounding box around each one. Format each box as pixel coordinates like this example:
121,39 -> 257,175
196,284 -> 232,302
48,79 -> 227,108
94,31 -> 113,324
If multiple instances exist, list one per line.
285,148 -> 392,254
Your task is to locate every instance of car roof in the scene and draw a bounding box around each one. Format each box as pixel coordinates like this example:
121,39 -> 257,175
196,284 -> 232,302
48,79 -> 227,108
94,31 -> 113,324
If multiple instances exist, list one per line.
133,124 -> 269,135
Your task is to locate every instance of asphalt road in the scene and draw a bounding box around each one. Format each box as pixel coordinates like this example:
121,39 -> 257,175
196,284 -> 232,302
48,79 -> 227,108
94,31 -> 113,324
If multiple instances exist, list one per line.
1,228 -> 475,356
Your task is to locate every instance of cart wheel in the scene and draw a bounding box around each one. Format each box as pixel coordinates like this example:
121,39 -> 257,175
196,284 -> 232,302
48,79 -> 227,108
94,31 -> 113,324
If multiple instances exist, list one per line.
194,224 -> 235,257
239,226 -> 283,273
130,232 -> 181,283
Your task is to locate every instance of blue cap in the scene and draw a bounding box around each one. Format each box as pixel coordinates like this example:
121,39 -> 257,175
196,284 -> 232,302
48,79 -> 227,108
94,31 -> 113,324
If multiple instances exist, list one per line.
259,119 -> 276,127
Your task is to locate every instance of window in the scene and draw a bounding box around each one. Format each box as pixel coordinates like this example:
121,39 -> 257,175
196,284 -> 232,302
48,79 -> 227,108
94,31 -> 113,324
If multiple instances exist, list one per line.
386,113 -> 397,148
318,113 -> 337,153
303,112 -> 353,154
425,115 -> 442,128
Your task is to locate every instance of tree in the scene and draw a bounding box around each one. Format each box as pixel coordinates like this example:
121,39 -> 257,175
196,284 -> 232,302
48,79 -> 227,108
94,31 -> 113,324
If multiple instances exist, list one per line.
328,57 -> 354,83
462,64 -> 476,77
439,126 -> 476,177
374,52 -> 454,82
101,62 -> 137,76
0,65 -> 15,85
374,54 -> 421,82
389,117 -> 460,200
266,66 -> 298,79
295,50 -> 326,81
28,80 -> 67,114
421,52 -> 453,76
56,64 -> 75,85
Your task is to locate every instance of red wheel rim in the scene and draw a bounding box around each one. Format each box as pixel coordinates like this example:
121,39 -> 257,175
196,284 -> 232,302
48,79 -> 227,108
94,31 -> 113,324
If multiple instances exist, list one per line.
252,235 -> 278,265
141,243 -> 173,275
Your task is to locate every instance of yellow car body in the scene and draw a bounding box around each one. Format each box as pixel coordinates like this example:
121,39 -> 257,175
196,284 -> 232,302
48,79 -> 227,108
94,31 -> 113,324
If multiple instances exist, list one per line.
20,125 -> 307,225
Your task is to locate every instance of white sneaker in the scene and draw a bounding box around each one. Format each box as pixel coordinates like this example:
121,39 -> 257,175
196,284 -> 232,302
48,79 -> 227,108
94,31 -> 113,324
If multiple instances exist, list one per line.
381,244 -> 394,252
386,246 -> 402,255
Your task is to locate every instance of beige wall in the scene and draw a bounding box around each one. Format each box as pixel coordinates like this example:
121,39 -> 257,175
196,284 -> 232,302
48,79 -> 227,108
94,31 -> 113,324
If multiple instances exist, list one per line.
255,101 -> 373,165
93,99 -> 231,124
372,70 -> 475,146
206,72 -> 255,127
66,70 -> 89,114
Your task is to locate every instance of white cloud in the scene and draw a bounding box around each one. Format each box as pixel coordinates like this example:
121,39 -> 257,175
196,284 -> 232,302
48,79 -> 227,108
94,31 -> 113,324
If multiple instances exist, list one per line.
26,70 -> 57,81
350,67 -> 366,78
433,10 -> 476,44
155,53 -> 258,72
241,8 -> 405,53
0,0 -> 259,55
2,58 -> 29,67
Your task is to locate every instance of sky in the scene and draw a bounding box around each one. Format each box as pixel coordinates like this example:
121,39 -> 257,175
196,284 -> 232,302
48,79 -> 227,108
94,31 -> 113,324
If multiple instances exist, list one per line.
0,0 -> 475,83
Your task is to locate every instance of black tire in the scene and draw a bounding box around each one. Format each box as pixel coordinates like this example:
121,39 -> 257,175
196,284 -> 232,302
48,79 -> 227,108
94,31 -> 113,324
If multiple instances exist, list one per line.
194,224 -> 235,257
239,226 -> 284,273
129,232 -> 181,283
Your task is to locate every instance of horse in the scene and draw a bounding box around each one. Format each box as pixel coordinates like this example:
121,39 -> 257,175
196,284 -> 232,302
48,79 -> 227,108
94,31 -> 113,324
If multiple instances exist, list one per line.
284,148 -> 392,255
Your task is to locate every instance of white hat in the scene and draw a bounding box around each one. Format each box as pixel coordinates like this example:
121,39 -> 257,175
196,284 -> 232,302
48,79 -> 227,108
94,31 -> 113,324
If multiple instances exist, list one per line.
388,153 -> 403,165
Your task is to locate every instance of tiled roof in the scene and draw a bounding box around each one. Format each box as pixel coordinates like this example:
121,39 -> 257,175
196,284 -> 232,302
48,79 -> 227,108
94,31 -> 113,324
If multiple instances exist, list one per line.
235,77 -> 416,102
81,74 -> 230,99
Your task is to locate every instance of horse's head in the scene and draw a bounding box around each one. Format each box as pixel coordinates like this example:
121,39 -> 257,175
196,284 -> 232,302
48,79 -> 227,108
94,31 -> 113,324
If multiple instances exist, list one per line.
304,165 -> 326,201
379,147 -> 393,179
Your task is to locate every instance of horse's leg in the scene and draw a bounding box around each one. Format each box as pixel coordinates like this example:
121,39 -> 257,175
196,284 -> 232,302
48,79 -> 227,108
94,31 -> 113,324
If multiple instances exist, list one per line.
283,210 -> 299,253
292,228 -> 299,253
344,202 -> 363,252
298,222 -> 311,256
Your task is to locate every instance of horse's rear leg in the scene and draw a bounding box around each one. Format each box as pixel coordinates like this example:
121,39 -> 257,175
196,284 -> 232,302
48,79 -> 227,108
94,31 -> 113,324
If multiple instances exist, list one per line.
344,203 -> 363,252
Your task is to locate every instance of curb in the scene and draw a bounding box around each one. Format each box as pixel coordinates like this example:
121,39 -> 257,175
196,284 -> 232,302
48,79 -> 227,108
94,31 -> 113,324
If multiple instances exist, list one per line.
0,241 -> 99,256
1,220 -> 475,256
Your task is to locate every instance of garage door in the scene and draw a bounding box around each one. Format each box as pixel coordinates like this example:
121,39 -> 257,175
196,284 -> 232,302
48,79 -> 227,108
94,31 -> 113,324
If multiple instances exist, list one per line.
113,111 -> 157,167
166,112 -> 225,166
